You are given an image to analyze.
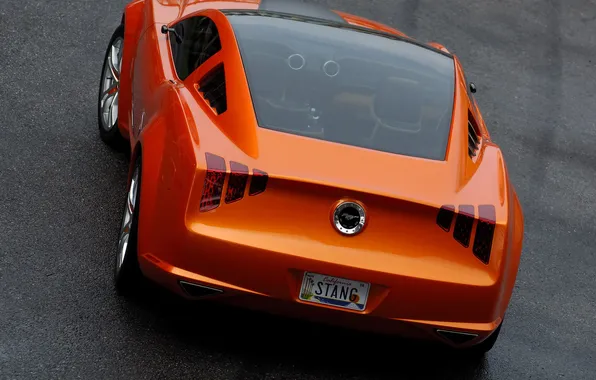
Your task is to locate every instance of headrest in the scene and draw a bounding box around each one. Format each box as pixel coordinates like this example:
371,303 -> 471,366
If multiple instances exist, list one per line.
373,77 -> 423,124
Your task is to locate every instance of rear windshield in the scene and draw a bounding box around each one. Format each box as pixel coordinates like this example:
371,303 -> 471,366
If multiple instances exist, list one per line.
228,14 -> 455,160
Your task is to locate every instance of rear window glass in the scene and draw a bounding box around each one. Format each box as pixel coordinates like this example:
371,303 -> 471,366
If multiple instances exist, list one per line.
228,14 -> 455,160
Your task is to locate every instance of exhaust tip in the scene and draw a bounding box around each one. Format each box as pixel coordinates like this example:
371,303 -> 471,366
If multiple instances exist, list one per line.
436,329 -> 478,345
179,281 -> 223,298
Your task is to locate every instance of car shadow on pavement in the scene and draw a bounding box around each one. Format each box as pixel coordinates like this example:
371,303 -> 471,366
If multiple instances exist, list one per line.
118,279 -> 491,379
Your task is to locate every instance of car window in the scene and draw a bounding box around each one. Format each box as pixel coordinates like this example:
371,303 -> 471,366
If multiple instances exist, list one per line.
170,16 -> 222,80
228,13 -> 456,161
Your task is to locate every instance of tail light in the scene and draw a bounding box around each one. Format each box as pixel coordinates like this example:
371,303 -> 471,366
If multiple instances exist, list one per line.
225,161 -> 249,204
437,204 -> 497,264
249,169 -> 268,196
199,152 -> 269,212
199,153 -> 227,212
453,204 -> 475,248
436,205 -> 455,231
473,205 -> 496,264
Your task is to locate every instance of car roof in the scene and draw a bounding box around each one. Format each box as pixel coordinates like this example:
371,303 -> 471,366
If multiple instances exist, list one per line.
221,9 -> 452,59
256,0 -> 348,24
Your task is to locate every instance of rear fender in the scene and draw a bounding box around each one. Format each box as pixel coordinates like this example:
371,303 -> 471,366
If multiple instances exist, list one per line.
493,153 -> 524,318
134,85 -> 197,260
118,0 -> 147,140
134,113 -> 167,259
498,184 -> 524,316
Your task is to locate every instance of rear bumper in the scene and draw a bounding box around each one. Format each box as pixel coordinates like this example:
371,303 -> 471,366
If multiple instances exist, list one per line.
137,223 -> 506,347
139,256 -> 502,346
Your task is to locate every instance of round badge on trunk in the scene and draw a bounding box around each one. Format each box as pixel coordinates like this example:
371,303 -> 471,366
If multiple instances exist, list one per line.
333,201 -> 366,236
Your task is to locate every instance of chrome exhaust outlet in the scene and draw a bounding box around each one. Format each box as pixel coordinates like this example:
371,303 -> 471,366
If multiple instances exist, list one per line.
179,281 -> 223,298
436,329 -> 478,345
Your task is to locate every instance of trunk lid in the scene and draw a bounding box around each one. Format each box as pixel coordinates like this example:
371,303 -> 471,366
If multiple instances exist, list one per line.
189,128 -> 504,268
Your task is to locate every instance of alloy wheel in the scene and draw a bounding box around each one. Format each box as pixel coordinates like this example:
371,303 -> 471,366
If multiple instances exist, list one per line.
99,37 -> 123,131
116,166 -> 139,274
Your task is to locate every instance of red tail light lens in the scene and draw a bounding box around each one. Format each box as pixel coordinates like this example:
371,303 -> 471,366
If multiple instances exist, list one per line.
199,153 -> 227,212
453,205 -> 475,248
473,205 -> 496,264
249,169 -> 268,196
225,161 -> 249,204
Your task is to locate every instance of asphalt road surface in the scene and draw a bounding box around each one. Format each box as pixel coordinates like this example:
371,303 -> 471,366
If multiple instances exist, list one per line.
1,0 -> 595,379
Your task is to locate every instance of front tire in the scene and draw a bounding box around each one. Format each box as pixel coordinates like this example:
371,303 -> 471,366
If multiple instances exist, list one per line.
114,157 -> 144,294
98,24 -> 126,148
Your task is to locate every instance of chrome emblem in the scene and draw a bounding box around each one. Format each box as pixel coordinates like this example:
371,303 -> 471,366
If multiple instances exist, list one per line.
333,201 -> 366,236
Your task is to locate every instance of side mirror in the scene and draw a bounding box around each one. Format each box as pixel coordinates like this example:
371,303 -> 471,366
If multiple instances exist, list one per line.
469,82 -> 477,94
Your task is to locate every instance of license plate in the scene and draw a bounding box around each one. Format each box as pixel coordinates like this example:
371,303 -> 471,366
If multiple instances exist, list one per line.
299,272 -> 370,311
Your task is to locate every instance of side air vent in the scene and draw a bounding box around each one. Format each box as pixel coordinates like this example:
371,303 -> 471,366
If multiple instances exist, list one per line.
468,112 -> 480,158
198,64 -> 227,115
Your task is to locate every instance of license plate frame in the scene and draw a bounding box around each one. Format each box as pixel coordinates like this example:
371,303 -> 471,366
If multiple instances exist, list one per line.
298,272 -> 370,311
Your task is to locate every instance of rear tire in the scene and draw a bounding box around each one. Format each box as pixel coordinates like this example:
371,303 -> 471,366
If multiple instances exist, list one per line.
114,157 -> 144,295
98,24 -> 126,149
465,321 -> 503,356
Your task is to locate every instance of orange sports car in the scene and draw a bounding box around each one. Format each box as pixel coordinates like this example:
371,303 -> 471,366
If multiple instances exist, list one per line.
98,0 -> 524,354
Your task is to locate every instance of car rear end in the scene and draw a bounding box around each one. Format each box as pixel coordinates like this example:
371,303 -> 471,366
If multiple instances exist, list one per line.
139,125 -> 519,347
138,9 -> 523,349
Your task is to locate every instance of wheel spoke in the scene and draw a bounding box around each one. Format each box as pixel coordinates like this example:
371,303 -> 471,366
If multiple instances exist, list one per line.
117,40 -> 124,72
117,233 -> 129,268
108,45 -> 120,82
109,93 -> 119,128
101,81 -> 118,99
116,168 -> 138,272
128,175 -> 137,207
121,221 -> 131,237
127,192 -> 135,215
102,94 -> 112,127
102,93 -> 114,119
100,37 -> 123,133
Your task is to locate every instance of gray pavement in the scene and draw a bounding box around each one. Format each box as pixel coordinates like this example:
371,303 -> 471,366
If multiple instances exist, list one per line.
1,0 -> 595,379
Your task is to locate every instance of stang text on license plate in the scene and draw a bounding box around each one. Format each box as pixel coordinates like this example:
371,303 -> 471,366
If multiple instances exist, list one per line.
299,272 -> 370,311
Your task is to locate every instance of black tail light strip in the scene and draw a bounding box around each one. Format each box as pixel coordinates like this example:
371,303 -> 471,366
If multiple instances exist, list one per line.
473,205 -> 496,264
249,169 -> 268,196
437,204 -> 496,264
436,205 -> 455,232
200,153 -> 268,212
225,161 -> 249,204
453,205 -> 475,248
